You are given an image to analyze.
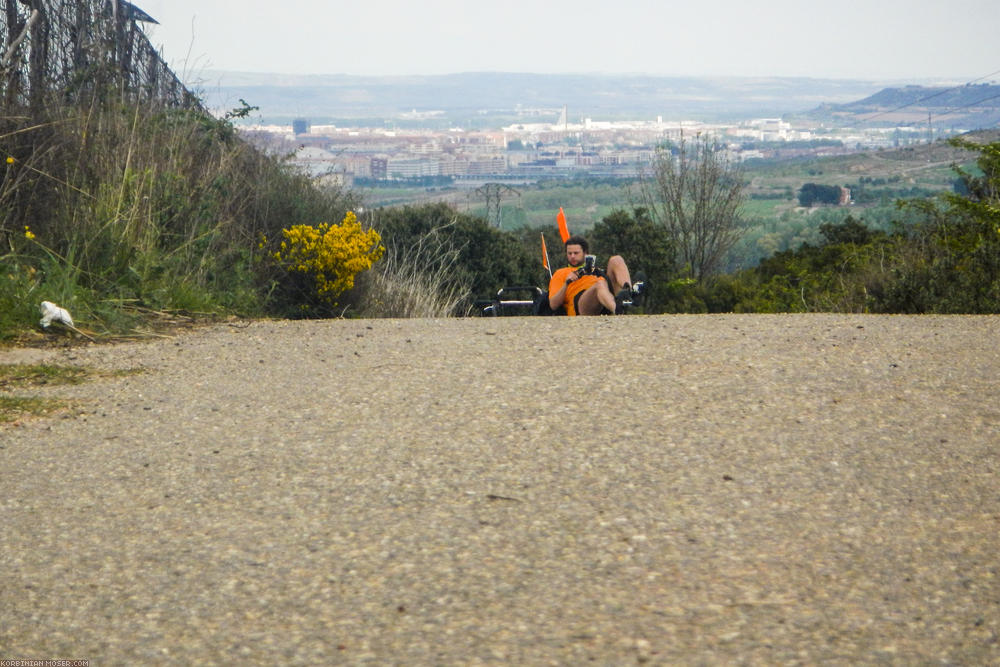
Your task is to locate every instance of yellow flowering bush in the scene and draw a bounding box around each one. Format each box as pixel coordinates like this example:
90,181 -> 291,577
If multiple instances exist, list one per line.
272,211 -> 384,308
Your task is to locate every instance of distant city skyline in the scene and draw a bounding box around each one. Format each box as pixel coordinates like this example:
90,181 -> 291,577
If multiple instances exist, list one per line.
139,0 -> 999,85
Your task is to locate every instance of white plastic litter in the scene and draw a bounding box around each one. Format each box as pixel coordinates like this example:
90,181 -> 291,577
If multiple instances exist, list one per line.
39,300 -> 74,329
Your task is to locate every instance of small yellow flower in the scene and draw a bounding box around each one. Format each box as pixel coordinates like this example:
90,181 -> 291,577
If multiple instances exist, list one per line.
6,156 -> 14,164
24,225 -> 35,240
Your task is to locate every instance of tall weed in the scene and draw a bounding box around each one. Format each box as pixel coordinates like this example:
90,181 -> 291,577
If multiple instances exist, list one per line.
355,223 -> 471,318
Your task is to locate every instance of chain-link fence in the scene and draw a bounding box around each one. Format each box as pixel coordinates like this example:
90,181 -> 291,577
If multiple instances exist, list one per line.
1,0 -> 199,111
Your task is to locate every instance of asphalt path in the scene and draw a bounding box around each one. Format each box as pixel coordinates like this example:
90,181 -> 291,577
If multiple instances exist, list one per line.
2,314 -> 998,664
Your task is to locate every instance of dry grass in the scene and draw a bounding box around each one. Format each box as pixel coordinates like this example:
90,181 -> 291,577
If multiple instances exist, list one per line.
357,223 -> 471,318
0,363 -> 140,422
0,363 -> 84,422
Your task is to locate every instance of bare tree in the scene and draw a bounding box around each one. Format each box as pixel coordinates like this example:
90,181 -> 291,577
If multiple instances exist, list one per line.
638,134 -> 747,281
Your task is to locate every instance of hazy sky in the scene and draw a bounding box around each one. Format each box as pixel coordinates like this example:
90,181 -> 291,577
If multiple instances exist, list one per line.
139,0 -> 999,83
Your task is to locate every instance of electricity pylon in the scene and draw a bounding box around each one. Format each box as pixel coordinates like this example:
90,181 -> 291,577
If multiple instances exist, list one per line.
473,182 -> 520,229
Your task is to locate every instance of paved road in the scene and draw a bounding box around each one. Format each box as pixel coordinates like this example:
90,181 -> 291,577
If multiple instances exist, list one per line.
2,314 -> 998,664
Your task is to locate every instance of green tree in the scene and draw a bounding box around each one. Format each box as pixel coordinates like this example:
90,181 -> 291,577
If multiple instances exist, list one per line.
884,137 -> 1000,312
798,182 -> 844,207
589,207 -> 676,311
725,216 -> 891,313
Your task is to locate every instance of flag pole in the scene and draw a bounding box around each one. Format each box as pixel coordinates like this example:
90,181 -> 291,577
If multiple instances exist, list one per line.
541,233 -> 552,279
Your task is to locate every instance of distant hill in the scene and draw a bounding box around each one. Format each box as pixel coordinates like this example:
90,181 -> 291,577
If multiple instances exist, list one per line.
838,83 -> 1000,111
189,71 -> 893,125
802,84 -> 1000,128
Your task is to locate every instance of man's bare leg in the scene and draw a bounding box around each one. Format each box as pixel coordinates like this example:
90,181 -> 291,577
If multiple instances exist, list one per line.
577,280 -> 617,315
605,255 -> 632,294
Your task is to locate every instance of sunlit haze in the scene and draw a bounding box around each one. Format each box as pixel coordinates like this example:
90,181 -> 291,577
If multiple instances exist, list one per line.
139,0 -> 999,84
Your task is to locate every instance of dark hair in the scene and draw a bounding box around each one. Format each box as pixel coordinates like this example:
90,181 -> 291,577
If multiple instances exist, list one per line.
565,235 -> 589,253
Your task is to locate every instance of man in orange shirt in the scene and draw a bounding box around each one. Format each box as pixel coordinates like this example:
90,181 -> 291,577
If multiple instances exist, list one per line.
548,235 -> 639,316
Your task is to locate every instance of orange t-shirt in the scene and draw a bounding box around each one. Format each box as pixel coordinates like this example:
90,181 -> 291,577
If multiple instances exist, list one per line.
549,266 -> 603,316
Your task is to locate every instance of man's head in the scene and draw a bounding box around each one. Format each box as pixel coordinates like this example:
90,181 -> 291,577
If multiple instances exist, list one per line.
565,235 -> 589,266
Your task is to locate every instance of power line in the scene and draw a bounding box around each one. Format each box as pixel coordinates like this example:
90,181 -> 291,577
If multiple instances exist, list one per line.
847,68 -> 1000,127
891,91 -> 1000,137
940,91 -> 1000,115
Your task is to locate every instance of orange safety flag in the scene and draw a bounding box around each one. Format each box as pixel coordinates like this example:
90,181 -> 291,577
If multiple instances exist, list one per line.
556,207 -> 570,243
541,232 -> 552,278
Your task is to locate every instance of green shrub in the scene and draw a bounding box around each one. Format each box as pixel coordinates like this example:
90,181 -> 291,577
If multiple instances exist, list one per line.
0,100 -> 360,337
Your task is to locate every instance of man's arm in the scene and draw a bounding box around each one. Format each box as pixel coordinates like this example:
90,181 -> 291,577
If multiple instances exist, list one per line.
549,269 -> 577,310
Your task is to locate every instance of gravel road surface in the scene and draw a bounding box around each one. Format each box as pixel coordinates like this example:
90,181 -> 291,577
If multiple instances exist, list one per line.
2,314 -> 998,665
